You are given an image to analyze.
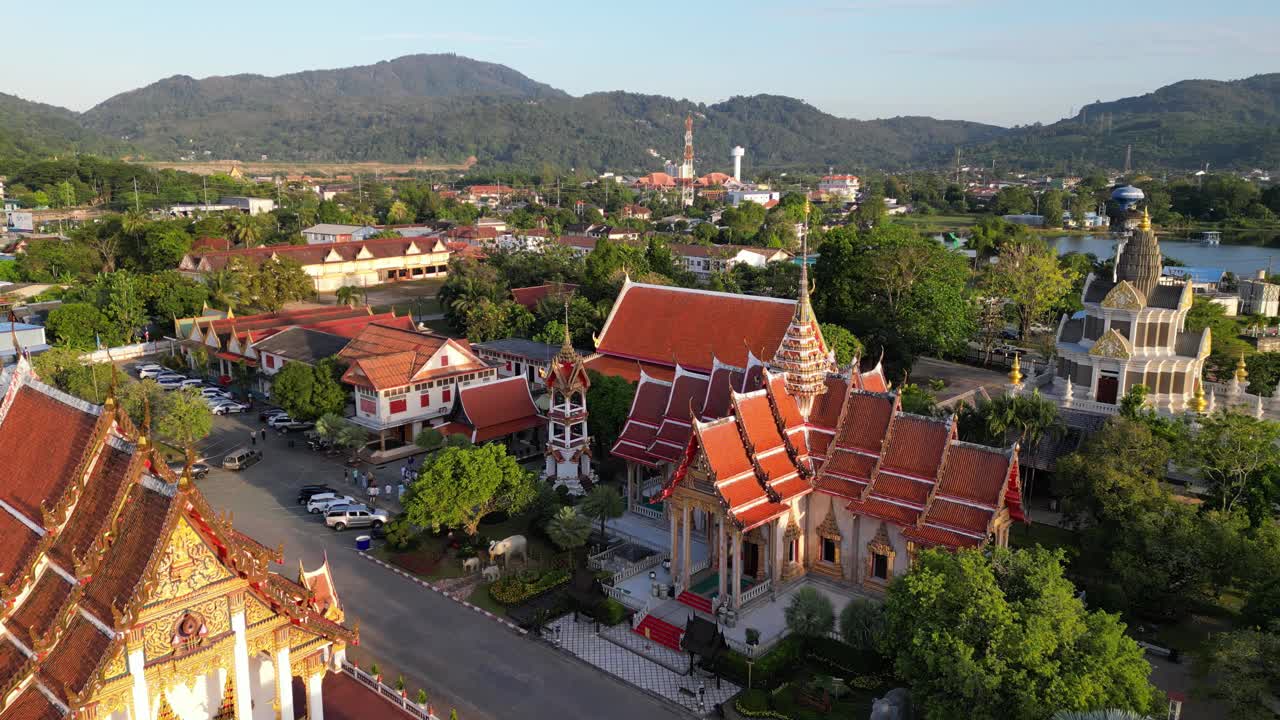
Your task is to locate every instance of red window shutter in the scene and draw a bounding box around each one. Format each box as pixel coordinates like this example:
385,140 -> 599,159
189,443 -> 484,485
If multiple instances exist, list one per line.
390,399 -> 407,414
506,361 -> 512,371
420,391 -> 430,408
359,398 -> 376,414
441,354 -> 449,366
265,355 -> 275,369
442,389 -> 451,403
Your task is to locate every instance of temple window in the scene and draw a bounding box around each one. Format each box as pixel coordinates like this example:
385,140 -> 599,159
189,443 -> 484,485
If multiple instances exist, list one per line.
816,504 -> 843,574
821,538 -> 837,564
864,522 -> 896,587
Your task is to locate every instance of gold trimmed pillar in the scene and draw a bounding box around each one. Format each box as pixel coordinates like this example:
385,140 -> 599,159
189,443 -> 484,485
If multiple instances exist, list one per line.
274,626 -> 294,720
126,628 -> 151,720
731,530 -> 743,610
229,591 -> 254,720
680,501 -> 692,589
717,515 -> 727,603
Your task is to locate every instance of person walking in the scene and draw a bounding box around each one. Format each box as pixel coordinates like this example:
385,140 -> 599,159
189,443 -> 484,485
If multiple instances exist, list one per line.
250,431 -> 256,447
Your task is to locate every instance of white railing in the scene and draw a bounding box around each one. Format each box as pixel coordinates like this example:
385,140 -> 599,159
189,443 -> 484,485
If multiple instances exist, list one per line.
724,627 -> 788,659
631,599 -> 652,629
80,340 -> 172,364
688,555 -> 711,576
631,504 -> 664,522
341,661 -> 438,719
587,544 -> 622,571
739,579 -> 772,606
604,584 -> 647,611
612,552 -> 663,586
1062,397 -> 1120,416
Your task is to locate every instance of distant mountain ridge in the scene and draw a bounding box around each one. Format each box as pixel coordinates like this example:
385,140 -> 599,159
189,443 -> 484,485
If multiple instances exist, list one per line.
2,56 -> 1279,173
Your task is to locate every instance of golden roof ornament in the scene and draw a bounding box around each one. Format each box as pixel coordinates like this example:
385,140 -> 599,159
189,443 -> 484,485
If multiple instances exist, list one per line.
1191,378 -> 1208,414
1008,353 -> 1023,386
1235,353 -> 1249,383
1139,206 -> 1152,232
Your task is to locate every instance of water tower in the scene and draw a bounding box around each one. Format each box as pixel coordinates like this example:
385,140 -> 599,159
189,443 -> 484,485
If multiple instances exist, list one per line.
731,146 -> 745,182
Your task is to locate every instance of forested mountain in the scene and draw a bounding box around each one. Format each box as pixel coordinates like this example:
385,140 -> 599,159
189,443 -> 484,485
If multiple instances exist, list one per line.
3,56 -> 1280,173
0,92 -> 122,168
971,74 -> 1280,171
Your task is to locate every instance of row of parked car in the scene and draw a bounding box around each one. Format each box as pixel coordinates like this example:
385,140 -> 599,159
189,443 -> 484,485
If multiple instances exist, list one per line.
134,363 -> 248,415
257,407 -> 315,433
296,485 -> 389,532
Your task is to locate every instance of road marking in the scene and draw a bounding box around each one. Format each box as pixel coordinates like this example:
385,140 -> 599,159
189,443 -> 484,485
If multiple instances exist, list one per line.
355,551 -> 529,636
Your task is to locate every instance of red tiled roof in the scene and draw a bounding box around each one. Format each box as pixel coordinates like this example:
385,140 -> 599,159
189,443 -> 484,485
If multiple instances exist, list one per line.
0,640 -> 28,690
40,615 -> 112,699
339,324 -> 448,360
50,443 -> 134,567
510,282 -> 579,310
0,385 -> 98,519
849,496 -> 920,526
7,572 -> 72,648
0,686 -> 61,720
584,355 -> 676,383
833,392 -> 895,453
868,473 -> 931,506
699,420 -> 755,481
304,313 -> 412,339
82,483 -> 176,620
926,498 -> 993,536
595,282 -> 795,374
183,235 -> 448,272
879,415 -> 951,478
339,324 -> 486,391
322,669 -> 417,720
455,377 -> 542,442
808,377 -> 848,430
903,524 -> 985,549
191,236 -> 231,252
0,511 -> 40,595
935,443 -> 1012,506
701,362 -> 745,419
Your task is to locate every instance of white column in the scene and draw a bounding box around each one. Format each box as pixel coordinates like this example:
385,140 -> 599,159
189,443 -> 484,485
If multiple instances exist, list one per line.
275,628 -> 294,720
732,531 -> 743,610
773,516 -> 785,585
668,500 -> 680,580
681,502 -> 692,589
717,516 -> 727,603
230,595 -> 254,720
126,630 -> 151,720
307,672 -> 326,720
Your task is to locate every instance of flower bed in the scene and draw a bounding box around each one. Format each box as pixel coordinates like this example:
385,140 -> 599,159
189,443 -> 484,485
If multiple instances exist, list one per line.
489,568 -> 571,606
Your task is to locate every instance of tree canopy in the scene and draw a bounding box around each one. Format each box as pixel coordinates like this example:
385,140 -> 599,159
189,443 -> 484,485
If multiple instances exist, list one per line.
402,444 -> 537,536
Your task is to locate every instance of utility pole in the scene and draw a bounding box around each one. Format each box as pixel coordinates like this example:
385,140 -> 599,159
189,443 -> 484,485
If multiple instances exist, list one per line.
202,176 -> 209,208
133,178 -> 140,213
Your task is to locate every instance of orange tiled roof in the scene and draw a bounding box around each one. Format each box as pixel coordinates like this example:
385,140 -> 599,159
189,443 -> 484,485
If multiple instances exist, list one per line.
451,376 -> 543,443
594,281 -> 796,374
182,235 -> 448,272
339,323 -> 487,391
510,282 -> 579,310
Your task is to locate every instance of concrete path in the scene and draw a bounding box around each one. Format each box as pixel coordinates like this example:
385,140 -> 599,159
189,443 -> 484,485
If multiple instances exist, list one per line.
196,414 -> 689,720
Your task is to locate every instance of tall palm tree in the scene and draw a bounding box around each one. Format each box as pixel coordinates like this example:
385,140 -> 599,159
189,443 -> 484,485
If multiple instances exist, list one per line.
120,209 -> 149,238
982,390 -> 1064,501
335,286 -> 361,308
204,269 -> 244,312
229,214 -> 265,248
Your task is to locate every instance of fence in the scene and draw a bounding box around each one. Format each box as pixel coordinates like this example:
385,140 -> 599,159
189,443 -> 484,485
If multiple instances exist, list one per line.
631,504 -> 664,523
739,578 -> 772,606
604,584 -> 647,611
340,661 -> 438,719
81,340 -> 173,364
611,553 -> 663,587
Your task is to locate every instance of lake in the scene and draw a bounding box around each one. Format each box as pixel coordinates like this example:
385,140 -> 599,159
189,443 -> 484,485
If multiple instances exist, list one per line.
1053,233 -> 1280,277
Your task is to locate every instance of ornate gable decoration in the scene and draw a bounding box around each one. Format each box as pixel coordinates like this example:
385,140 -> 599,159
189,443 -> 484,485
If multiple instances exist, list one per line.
1089,329 -> 1133,360
145,517 -> 236,606
1101,280 -> 1144,310
817,503 -> 842,541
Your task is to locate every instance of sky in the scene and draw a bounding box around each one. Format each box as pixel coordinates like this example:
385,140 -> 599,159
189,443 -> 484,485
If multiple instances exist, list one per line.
6,0 -> 1280,127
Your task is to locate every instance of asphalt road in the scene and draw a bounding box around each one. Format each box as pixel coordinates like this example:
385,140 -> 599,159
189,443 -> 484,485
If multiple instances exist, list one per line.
195,413 -> 688,720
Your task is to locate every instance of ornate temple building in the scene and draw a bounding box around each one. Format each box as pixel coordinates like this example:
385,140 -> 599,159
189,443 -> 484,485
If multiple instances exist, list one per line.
542,324 -> 592,496
1052,207 -> 1210,409
612,253 -> 1024,609
0,358 -> 358,720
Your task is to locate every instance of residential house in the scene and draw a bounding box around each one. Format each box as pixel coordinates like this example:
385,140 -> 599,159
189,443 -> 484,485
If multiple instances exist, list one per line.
178,236 -> 451,292
676,244 -> 790,279
302,223 -> 379,245
510,282 -> 578,311
251,326 -> 356,395
473,338 -> 564,388
817,174 -> 860,199
621,204 -> 653,220
0,321 -> 49,360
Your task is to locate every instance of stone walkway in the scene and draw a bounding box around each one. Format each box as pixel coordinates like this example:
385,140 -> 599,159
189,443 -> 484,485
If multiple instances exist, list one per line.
546,616 -> 740,715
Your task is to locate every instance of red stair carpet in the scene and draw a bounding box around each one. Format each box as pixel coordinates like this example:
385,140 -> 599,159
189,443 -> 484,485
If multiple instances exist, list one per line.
677,590 -> 713,615
632,615 -> 683,652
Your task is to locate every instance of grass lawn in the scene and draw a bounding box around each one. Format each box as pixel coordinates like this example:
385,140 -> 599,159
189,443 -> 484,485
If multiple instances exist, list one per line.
1009,521 -> 1080,554
895,214 -> 980,230
385,511 -> 558,581
1132,592 -> 1243,653
466,581 -> 506,616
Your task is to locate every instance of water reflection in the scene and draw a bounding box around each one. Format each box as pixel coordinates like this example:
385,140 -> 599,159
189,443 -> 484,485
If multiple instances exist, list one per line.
1052,234 -> 1280,276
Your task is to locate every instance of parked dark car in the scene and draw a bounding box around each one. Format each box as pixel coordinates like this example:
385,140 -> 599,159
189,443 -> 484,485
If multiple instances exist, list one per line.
259,407 -> 288,422
296,485 -> 336,505
168,461 -> 211,480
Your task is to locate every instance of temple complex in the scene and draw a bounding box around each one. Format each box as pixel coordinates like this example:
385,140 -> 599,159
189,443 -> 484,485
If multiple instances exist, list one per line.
0,358 -> 358,720
610,246 -> 1023,611
1051,205 -> 1210,410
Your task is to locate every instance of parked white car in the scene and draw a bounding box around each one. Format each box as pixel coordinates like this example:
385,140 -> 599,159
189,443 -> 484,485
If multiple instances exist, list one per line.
136,364 -> 165,379
155,374 -> 186,389
199,387 -> 232,401
211,401 -> 247,415
178,378 -> 204,389
307,494 -> 359,514
266,413 -> 296,428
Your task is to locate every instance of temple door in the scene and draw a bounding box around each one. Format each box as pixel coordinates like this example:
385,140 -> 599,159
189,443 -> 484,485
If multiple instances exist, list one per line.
1096,375 -> 1119,404
743,542 -> 760,578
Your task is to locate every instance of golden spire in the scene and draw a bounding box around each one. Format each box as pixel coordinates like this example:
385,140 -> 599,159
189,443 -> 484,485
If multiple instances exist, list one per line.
1139,206 -> 1152,232
1235,353 -> 1249,383
137,392 -> 152,447
1008,353 -> 1023,386
554,299 -> 577,367
1191,378 -> 1208,414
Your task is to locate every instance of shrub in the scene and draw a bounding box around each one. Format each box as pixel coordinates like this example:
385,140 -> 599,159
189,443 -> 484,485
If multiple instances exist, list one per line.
838,598 -> 885,654
713,636 -> 803,690
489,568 -> 571,605
588,598 -> 628,626
784,586 -> 835,638
745,627 -> 761,645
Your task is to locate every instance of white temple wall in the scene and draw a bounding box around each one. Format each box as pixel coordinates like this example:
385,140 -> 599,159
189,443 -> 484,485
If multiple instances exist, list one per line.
251,653 -> 276,720
161,666 -> 227,720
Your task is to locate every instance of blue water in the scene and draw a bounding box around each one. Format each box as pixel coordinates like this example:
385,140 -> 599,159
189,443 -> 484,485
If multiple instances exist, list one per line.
1053,235 -> 1280,277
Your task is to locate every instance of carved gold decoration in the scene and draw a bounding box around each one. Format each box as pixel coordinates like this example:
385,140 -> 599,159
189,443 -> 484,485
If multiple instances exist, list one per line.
92,681 -> 133,718
148,634 -> 234,691
125,627 -> 146,652
227,590 -> 246,613
146,518 -> 235,606
144,597 -> 229,660
863,522 -> 896,590
245,596 -> 276,626
1101,280 -> 1145,310
816,504 -> 842,542
102,646 -> 128,680
247,626 -> 280,656
1089,329 -> 1133,360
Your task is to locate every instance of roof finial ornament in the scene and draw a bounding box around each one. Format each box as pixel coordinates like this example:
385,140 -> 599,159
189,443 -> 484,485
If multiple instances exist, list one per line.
1235,352 -> 1249,384
138,391 -> 152,447
1140,206 -> 1152,232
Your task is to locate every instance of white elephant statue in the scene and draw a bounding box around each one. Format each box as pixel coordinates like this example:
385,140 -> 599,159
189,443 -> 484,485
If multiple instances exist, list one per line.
488,535 -> 528,565
482,565 -> 500,582
462,557 -> 481,573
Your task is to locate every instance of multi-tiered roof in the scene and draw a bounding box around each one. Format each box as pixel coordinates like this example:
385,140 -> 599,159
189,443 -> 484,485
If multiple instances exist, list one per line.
0,359 -> 355,719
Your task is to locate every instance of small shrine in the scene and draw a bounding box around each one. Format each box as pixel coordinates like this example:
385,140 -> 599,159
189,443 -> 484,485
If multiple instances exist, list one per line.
543,314 -> 593,496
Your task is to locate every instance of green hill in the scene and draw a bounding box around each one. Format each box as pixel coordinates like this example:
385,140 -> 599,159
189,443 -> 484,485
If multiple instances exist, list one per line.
0,92 -> 122,170
967,74 -> 1280,171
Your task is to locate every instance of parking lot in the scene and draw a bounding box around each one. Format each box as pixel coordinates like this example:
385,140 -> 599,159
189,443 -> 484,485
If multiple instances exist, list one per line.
193,411 -> 687,720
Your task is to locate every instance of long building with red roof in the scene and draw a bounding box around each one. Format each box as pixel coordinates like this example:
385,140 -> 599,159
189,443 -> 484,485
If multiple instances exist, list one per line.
0,357 -> 366,720
608,254 -> 1022,612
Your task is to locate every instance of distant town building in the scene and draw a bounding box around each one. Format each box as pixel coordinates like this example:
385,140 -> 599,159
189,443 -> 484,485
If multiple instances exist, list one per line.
167,196 -> 275,217
817,174 -> 860,199
1239,272 -> 1280,316
727,188 -> 782,207
473,337 -> 564,387
0,320 -> 49,360
302,223 -> 379,245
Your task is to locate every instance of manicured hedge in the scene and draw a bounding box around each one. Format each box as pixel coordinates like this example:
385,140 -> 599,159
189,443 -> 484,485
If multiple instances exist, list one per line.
489,568 -> 571,605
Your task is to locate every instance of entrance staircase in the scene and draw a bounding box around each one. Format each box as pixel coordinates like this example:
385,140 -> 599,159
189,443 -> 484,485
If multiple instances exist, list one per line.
632,615 -> 683,652
676,591 -> 713,616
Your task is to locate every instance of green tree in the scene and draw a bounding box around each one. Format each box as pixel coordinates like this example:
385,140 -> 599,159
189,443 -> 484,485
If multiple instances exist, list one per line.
46,302 -> 114,349
229,213 -> 266,248
403,444 -> 536,536
204,267 -> 247,311
244,257 -> 313,311
335,285 -> 364,308
1194,627 -> 1280,720
414,426 -> 444,452
385,200 -> 414,225
580,485 -> 625,538
546,506 -> 592,558
783,586 -> 835,640
991,186 -> 1035,215
156,387 -> 214,454
140,225 -> 193,272
984,239 -> 1077,339
32,348 -> 113,403
270,360 -> 345,421
851,192 -> 886,230
838,598 -> 884,654
1039,189 -> 1065,228
884,547 -> 1163,720
100,272 -> 148,343
819,323 -> 863,366
1187,411 -> 1280,514
586,370 -> 635,458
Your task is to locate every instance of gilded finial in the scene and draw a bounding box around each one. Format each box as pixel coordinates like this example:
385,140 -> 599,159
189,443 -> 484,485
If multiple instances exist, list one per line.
1008,353 -> 1023,386
138,392 -> 152,447
1191,378 -> 1208,414
1235,353 -> 1249,383
1140,206 -> 1152,232
105,365 -> 119,408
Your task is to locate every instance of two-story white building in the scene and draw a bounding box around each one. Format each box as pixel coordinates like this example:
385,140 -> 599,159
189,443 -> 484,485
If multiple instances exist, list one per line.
338,323 -> 500,449
818,174 -> 860,199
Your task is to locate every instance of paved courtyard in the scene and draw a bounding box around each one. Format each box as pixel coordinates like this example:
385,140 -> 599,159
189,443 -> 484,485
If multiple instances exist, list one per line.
193,412 -> 689,720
